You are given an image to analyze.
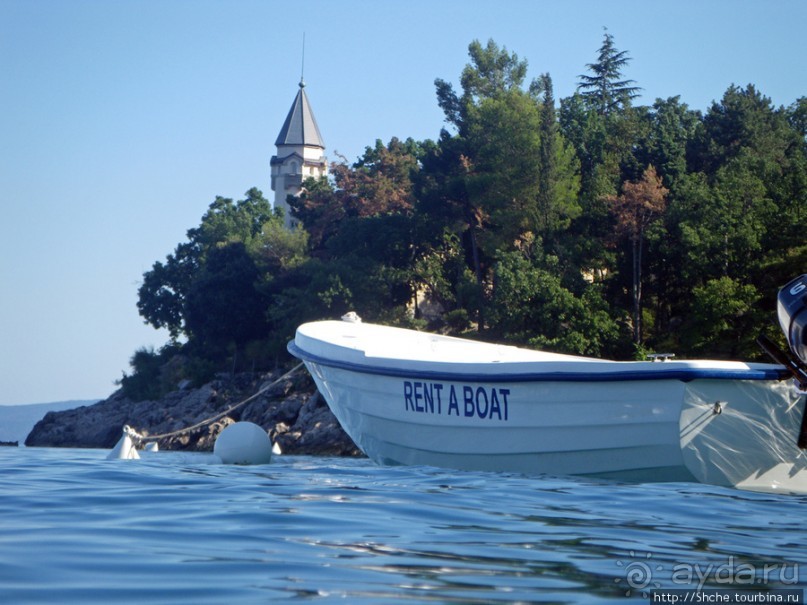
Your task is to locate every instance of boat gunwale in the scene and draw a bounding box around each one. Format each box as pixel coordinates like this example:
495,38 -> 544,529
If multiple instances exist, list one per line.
287,341 -> 790,383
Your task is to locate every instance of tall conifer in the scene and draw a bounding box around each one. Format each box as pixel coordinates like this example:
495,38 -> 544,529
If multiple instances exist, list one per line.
577,29 -> 641,115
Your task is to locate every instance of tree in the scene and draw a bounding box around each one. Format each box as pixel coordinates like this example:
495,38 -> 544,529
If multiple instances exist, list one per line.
638,96 -> 700,191
788,97 -> 807,140
352,137 -> 421,216
287,174 -> 346,251
188,187 -> 275,250
562,31 -> 644,279
532,73 -> 581,250
435,38 -> 528,133
676,85 -> 805,297
577,29 -> 641,116
138,189 -> 277,338
560,92 -> 607,200
430,39 -> 532,287
136,188 -> 298,377
183,242 -> 269,358
137,240 -> 200,338
290,138 -> 422,252
279,139 -> 425,332
117,344 -> 182,401
250,219 -> 309,273
128,35 -> 807,394
487,246 -> 619,356
422,40 -> 547,329
463,88 -> 543,258
699,86 -> 806,267
606,165 -> 668,344
687,277 -> 765,358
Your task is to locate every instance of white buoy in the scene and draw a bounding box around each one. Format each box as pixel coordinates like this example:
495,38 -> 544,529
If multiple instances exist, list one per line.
144,442 -> 159,452
213,422 -> 273,465
107,426 -> 141,460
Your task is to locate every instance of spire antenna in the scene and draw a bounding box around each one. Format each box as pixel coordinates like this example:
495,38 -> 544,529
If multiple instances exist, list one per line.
300,33 -> 306,87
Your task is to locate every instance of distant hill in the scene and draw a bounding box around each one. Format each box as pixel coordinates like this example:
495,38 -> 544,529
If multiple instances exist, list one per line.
0,400 -> 98,444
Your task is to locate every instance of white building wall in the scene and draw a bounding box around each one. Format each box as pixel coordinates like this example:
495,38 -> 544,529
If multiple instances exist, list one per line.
271,146 -> 327,229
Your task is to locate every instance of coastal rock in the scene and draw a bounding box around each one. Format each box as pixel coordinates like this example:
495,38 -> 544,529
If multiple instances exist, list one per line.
272,392 -> 359,456
25,370 -> 363,457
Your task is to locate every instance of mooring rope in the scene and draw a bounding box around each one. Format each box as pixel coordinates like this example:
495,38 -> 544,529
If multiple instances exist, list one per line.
128,362 -> 305,443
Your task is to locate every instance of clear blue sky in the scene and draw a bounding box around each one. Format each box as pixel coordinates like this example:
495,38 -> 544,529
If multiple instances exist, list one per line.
1,0 -> 804,405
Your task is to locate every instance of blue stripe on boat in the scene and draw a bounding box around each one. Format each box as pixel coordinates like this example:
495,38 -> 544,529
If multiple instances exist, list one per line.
287,341 -> 789,383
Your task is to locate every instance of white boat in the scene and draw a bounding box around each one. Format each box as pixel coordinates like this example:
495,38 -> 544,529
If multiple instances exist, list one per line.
288,316 -> 807,493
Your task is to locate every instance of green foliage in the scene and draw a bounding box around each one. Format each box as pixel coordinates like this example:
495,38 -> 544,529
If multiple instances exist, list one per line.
184,242 -> 269,353
126,34 -> 807,396
533,73 -> 582,245
577,29 -> 641,115
487,248 -> 619,356
250,220 -> 309,272
464,89 -> 543,255
638,96 -> 700,190
686,277 -> 765,358
188,187 -> 275,250
117,343 -> 184,401
135,189 -> 300,386
436,39 -> 528,132
136,241 -> 198,338
117,347 -> 164,401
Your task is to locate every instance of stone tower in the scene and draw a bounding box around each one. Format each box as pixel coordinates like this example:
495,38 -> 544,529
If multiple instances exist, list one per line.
270,79 -> 327,229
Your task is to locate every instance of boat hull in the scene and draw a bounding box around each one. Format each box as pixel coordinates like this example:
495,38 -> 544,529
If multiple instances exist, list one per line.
304,362 -> 692,481
290,321 -> 807,491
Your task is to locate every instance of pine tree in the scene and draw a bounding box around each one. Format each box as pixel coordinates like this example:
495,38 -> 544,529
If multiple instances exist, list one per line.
577,29 -> 641,115
535,73 -> 558,239
532,73 -> 581,249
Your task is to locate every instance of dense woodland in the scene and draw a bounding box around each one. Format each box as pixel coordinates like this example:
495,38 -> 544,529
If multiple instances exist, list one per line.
123,34 -> 807,400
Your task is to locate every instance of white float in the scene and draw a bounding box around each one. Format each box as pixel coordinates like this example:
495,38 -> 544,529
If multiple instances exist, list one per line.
213,422 -> 273,465
106,425 -> 141,460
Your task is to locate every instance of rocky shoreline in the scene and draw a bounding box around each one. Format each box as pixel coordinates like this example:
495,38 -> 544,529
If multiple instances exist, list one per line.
25,367 -> 362,457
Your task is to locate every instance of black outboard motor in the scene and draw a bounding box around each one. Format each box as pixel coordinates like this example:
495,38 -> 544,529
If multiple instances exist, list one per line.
777,274 -> 807,365
758,275 -> 807,448
756,275 -> 807,448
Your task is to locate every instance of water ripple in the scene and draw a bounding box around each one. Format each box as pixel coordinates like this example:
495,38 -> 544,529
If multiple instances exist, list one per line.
1,448 -> 805,603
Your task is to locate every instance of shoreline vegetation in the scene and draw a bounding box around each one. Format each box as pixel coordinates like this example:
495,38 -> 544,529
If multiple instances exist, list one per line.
34,34 -> 807,452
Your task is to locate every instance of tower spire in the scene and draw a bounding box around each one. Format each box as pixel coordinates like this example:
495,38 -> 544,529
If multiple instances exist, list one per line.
270,54 -> 328,230
300,32 -> 306,87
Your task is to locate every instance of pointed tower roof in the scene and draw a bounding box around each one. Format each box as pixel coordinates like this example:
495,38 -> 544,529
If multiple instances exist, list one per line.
275,80 -> 325,149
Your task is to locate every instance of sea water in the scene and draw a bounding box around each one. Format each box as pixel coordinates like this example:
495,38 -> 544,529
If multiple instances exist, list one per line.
1,447 -> 805,604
